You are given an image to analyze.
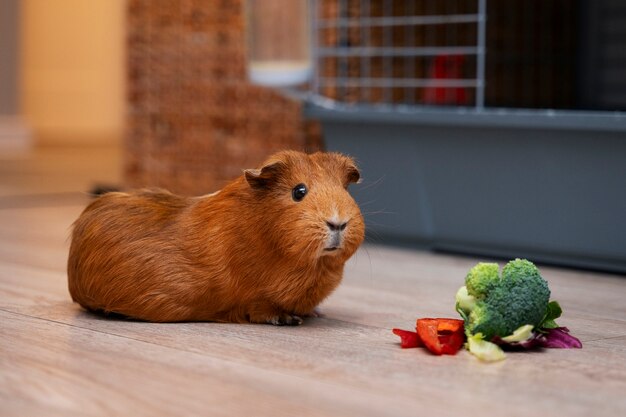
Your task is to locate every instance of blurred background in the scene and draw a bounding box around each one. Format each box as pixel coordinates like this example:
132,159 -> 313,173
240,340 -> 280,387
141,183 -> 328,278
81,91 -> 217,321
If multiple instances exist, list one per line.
1,0 -> 625,272
1,0 -> 125,146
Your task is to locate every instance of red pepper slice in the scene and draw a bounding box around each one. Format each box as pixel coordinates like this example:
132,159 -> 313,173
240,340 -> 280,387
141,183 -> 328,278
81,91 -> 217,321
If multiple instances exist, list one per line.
438,330 -> 465,355
392,328 -> 423,348
416,318 -> 465,355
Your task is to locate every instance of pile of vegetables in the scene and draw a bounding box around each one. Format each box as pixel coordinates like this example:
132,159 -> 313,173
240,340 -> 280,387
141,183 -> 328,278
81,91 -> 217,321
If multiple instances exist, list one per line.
392,259 -> 582,361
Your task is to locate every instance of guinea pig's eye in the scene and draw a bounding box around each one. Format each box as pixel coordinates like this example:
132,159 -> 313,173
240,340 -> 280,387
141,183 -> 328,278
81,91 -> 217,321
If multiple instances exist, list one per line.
292,183 -> 307,202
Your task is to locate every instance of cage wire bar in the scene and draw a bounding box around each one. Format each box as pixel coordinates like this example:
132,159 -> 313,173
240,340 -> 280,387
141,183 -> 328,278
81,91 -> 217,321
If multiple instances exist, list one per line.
309,0 -> 487,110
475,0 -> 486,108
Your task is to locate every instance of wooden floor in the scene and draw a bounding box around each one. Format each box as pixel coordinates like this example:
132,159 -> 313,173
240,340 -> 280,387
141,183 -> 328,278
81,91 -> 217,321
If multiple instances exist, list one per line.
1,145 -> 625,417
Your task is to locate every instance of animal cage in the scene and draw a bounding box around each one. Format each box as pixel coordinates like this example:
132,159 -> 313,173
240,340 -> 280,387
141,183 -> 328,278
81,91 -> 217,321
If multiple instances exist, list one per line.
306,0 -> 597,111
310,0 -> 487,108
299,0 -> 626,273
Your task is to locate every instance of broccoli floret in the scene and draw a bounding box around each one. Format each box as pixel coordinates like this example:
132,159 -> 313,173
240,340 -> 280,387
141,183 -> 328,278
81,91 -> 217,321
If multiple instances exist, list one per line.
457,259 -> 551,341
468,300 -> 509,339
465,262 -> 499,298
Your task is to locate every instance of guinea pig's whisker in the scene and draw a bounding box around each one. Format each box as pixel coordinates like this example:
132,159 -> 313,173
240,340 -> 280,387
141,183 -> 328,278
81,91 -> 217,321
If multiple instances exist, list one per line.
358,245 -> 374,284
362,221 -> 389,230
358,175 -> 386,191
356,199 -> 380,207
364,234 -> 383,246
295,235 -> 320,265
346,243 -> 374,286
362,209 -> 396,216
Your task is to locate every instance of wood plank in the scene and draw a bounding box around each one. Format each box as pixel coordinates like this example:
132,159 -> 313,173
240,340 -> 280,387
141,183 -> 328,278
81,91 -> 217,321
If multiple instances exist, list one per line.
343,245 -> 626,322
0,310 -> 420,417
1,257 -> 625,417
0,205 -> 84,273
1,145 -> 626,417
0,145 -> 121,197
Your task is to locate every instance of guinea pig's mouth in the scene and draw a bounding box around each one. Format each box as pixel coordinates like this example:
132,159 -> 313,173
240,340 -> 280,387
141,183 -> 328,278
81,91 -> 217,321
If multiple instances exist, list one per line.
324,246 -> 339,252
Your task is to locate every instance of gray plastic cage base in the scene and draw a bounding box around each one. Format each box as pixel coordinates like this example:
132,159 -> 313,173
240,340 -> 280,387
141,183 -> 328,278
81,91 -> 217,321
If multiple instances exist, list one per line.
305,104 -> 626,274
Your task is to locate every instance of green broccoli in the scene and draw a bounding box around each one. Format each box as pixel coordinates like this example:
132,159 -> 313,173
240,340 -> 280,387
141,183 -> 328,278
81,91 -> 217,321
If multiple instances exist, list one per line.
456,259 -> 551,361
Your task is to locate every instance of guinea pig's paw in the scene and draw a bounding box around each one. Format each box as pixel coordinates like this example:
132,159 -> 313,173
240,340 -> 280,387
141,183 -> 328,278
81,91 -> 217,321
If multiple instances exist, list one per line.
267,314 -> 303,326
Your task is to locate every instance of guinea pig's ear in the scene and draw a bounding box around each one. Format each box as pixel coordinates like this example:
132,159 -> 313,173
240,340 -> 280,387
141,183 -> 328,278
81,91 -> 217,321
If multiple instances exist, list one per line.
244,160 -> 286,189
345,162 -> 361,185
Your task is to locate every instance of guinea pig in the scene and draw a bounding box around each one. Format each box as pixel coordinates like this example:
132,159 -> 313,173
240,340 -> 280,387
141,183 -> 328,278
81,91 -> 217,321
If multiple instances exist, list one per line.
67,150 -> 365,325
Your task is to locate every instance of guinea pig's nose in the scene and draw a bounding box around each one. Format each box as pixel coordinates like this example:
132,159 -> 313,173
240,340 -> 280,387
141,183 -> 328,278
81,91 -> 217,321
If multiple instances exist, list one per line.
326,220 -> 348,232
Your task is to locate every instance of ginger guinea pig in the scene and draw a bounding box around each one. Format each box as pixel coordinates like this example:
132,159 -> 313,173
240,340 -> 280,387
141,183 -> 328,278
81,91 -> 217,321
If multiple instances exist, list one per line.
67,151 -> 365,324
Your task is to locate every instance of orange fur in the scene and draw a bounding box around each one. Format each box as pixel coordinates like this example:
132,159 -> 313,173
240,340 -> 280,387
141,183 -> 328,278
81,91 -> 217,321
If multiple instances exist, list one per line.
67,151 -> 365,324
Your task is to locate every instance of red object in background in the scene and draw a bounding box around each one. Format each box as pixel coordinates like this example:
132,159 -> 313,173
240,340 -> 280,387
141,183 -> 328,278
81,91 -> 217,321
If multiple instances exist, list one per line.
423,54 -> 469,105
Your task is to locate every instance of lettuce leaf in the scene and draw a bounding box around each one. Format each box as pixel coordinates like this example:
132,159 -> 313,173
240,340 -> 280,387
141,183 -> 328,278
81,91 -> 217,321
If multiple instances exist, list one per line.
539,300 -> 563,330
